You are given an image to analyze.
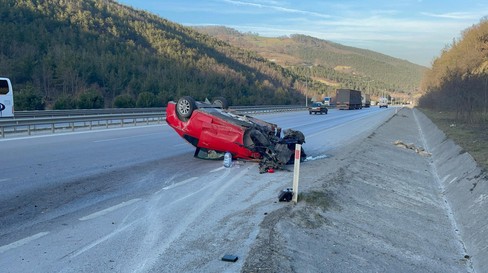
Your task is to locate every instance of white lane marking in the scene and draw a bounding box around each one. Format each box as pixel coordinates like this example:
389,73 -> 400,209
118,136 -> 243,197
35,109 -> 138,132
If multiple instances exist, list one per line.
79,198 -> 141,221
132,167 -> 249,272
69,221 -> 137,259
93,133 -> 161,143
210,166 -> 225,173
160,177 -> 198,191
442,174 -> 451,183
0,178 -> 11,183
0,232 -> 50,254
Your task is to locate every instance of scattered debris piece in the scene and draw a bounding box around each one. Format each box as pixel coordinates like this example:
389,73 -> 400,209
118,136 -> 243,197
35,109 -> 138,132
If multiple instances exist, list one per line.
305,155 -> 328,161
222,254 -> 239,262
278,188 -> 293,202
393,140 -> 432,157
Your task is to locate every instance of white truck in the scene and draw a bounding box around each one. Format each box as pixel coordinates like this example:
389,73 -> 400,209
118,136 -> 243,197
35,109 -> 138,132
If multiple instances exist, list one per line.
378,97 -> 388,108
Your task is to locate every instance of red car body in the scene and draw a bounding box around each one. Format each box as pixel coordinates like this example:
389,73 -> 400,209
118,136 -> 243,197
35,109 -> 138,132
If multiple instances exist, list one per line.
166,101 -> 271,160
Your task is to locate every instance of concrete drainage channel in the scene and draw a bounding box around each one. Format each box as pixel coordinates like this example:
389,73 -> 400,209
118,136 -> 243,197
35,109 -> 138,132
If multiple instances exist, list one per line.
242,107 -> 485,273
414,109 -> 488,273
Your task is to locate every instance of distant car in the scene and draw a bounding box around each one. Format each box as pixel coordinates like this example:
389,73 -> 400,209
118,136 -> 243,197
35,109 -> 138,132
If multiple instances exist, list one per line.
308,102 -> 328,115
166,96 -> 306,172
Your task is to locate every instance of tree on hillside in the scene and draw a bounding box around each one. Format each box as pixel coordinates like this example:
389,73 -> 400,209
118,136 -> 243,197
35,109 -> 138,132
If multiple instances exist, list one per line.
78,89 -> 104,109
0,0 -> 305,110
419,17 -> 488,122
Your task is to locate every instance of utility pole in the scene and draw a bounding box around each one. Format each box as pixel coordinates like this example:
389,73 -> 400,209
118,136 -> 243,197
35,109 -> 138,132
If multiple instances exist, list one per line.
305,79 -> 308,107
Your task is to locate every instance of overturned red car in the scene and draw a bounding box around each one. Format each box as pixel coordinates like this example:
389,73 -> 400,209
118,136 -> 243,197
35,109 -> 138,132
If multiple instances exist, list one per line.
165,96 -> 306,172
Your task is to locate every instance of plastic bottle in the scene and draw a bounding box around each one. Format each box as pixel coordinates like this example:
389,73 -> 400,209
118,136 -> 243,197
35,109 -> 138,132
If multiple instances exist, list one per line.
223,152 -> 232,168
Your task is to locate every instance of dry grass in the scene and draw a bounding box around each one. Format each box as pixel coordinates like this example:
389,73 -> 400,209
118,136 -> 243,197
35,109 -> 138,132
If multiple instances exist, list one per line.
298,190 -> 338,212
419,108 -> 488,171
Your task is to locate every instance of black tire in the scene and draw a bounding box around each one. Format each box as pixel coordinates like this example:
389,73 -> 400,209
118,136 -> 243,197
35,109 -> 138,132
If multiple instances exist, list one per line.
309,112 -> 312,115
212,97 -> 229,109
176,96 -> 197,119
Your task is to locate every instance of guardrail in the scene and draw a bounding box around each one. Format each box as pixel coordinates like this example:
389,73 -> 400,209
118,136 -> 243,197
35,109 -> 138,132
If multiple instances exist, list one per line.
0,105 -> 305,138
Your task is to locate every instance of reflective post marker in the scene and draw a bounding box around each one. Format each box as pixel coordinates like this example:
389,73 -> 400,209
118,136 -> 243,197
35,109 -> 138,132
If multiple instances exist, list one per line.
292,144 -> 301,203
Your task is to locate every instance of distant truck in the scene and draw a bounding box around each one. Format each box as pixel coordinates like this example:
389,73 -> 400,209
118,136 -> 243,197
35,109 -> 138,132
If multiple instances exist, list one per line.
362,94 -> 371,108
323,97 -> 331,106
378,97 -> 388,108
335,89 -> 362,110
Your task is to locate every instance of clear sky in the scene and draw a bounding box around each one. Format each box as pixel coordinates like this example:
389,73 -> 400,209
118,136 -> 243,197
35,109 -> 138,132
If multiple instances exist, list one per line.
116,0 -> 488,67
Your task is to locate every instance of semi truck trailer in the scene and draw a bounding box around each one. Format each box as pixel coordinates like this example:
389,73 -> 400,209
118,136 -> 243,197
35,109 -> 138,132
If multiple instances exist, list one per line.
335,89 -> 362,110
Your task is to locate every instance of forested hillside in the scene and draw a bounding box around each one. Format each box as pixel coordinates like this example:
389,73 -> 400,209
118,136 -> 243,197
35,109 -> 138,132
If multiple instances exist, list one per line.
419,18 -> 488,122
194,26 -> 427,101
0,0 -> 305,110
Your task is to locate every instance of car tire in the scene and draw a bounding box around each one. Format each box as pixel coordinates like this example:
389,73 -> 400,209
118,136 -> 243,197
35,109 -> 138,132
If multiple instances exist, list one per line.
212,97 -> 229,109
176,96 -> 197,119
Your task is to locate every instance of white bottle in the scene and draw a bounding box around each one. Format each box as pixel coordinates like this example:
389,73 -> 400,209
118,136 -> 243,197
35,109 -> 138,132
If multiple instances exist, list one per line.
223,152 -> 232,168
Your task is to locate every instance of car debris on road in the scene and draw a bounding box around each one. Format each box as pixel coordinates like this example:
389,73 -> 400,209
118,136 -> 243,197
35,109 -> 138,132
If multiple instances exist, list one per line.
393,140 -> 431,157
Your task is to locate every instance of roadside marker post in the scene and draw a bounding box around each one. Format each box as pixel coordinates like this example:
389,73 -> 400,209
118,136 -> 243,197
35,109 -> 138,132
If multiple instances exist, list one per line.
292,144 -> 301,203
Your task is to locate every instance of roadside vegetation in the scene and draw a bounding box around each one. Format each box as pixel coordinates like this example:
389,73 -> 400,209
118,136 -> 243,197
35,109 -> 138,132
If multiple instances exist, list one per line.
419,109 -> 488,171
1,0 -> 425,111
418,17 -> 488,171
0,0 -> 305,110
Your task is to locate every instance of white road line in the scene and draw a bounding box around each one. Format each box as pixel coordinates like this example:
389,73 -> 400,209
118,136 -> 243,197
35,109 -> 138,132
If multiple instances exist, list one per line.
0,232 -> 49,254
448,177 -> 458,184
79,198 -> 141,221
210,166 -> 225,173
69,221 -> 137,259
93,133 -> 160,143
160,177 -> 198,191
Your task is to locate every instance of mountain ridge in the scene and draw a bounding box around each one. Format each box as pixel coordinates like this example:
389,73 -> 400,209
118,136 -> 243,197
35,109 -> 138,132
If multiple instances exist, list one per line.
193,26 -> 427,101
1,0 -> 425,109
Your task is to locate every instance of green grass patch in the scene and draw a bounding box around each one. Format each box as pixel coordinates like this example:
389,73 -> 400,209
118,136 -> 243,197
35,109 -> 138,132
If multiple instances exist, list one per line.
419,108 -> 488,171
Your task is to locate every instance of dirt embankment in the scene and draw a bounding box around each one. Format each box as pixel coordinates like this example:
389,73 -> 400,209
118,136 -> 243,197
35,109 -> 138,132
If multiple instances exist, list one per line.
242,108 -> 481,273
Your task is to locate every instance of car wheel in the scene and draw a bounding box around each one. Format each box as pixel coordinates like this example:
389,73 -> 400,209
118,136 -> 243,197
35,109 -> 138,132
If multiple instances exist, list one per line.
212,97 -> 229,109
309,112 -> 312,115
176,96 -> 197,119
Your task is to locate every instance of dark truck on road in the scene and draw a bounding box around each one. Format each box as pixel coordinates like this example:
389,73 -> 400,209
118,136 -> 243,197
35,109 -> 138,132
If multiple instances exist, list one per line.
336,89 -> 362,110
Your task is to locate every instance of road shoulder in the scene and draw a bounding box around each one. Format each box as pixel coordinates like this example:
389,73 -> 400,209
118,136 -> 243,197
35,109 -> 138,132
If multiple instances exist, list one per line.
242,108 -> 471,273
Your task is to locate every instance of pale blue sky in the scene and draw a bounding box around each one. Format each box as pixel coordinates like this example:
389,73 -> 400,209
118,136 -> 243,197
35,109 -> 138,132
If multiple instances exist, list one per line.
117,0 -> 488,67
